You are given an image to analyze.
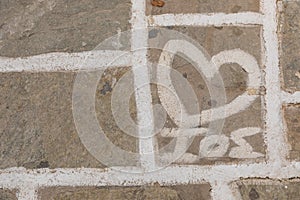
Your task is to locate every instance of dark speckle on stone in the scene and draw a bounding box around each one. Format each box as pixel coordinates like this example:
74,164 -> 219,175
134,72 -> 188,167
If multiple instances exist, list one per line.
198,84 -> 205,90
149,29 -> 159,39
100,82 -> 112,95
249,188 -> 259,200
231,5 -> 242,13
183,72 -> 188,78
37,161 -> 50,168
214,26 -> 224,30
207,100 -> 217,107
232,27 -> 243,36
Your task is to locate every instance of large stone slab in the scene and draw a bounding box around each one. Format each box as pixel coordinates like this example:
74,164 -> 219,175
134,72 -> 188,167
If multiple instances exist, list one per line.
0,67 -> 138,169
283,104 -> 300,161
148,26 -> 265,165
235,179 -> 300,200
38,184 -> 211,200
0,0 -> 131,57
0,189 -> 17,200
146,0 -> 260,15
279,1 -> 300,92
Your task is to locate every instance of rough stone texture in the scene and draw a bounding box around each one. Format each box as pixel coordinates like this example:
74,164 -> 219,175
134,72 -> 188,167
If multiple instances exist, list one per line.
279,1 -> 300,92
146,0 -> 260,15
0,67 -> 138,169
283,104 -> 300,161
96,68 -> 138,155
173,26 -> 262,64
0,189 -> 17,200
38,184 -> 211,200
148,26 -> 265,165
236,179 -> 300,200
0,0 -> 131,57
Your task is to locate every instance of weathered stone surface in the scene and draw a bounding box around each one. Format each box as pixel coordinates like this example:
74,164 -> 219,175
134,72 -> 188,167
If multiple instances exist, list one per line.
0,189 -> 17,200
174,26 -> 262,63
283,104 -> 300,161
279,1 -> 300,92
236,179 -> 300,200
0,0 -> 131,57
146,0 -> 260,15
0,67 -> 137,169
148,26 -> 265,165
38,184 -> 211,200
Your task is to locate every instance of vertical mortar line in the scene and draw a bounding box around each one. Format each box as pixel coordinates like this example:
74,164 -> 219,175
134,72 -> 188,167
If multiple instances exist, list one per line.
130,0 -> 156,170
260,0 -> 265,13
262,0 -> 289,166
17,186 -> 38,200
210,180 -> 236,200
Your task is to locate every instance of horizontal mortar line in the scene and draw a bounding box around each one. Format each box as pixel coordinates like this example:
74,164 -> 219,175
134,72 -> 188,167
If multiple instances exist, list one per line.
282,91 -> 300,104
0,50 -> 132,72
0,162 -> 300,188
148,12 -> 264,27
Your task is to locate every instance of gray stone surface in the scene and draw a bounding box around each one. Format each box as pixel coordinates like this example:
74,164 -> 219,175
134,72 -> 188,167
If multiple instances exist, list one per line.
0,67 -> 137,169
146,0 -> 260,15
148,26 -> 265,165
0,0 -> 131,57
284,104 -> 300,161
38,184 -> 211,200
0,189 -> 17,200
279,1 -> 300,92
237,179 -> 300,200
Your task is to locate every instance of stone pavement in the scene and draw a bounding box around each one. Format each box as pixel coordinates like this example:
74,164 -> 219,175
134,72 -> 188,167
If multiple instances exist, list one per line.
0,0 -> 299,199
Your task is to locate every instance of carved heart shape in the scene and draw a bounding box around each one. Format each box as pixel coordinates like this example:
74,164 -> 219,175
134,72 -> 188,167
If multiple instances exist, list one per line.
157,40 -> 261,128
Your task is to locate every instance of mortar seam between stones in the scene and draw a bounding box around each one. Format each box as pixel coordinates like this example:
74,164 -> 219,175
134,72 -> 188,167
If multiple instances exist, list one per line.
148,12 -> 264,27
131,0 -> 156,170
0,0 -> 298,199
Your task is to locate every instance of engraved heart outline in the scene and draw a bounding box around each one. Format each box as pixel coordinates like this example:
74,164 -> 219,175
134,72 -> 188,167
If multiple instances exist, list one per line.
157,40 -> 262,161
72,28 -> 263,171
157,40 -> 261,128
